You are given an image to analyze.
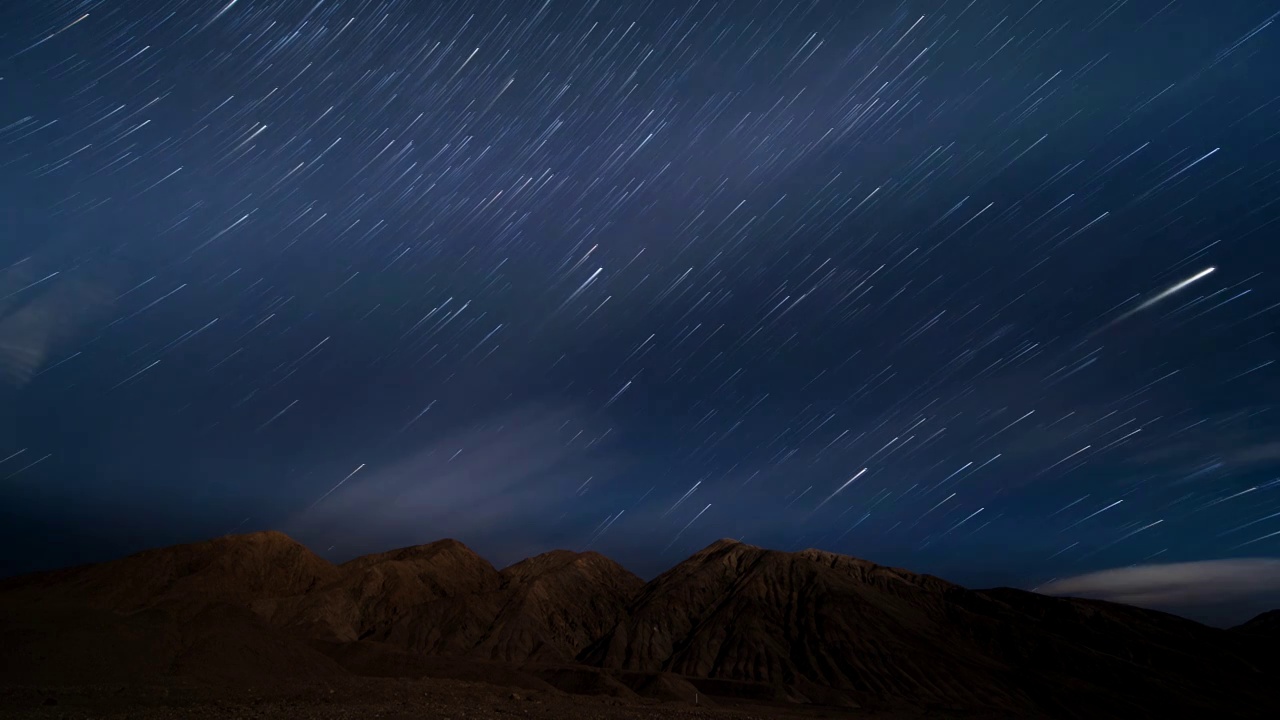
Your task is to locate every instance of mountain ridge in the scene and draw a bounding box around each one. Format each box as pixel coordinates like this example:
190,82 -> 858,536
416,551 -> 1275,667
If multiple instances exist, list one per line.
2,531 -> 1276,717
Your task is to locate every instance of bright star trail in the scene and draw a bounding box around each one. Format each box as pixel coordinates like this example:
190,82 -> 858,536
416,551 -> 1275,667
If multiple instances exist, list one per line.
2,0 -> 1279,604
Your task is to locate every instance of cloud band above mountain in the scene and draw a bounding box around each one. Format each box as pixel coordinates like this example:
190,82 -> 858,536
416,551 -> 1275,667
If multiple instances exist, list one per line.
1039,558 -> 1280,608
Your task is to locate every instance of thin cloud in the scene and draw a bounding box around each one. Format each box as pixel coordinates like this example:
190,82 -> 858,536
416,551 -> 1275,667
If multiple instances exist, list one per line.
0,264 -> 115,388
286,403 -> 615,563
1039,558 -> 1280,608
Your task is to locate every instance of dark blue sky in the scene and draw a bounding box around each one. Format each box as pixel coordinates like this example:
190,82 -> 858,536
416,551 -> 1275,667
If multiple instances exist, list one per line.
3,0 -> 1280,620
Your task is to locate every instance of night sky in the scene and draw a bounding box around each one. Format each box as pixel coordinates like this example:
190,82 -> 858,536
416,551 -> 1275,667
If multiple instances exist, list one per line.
3,0 -> 1280,622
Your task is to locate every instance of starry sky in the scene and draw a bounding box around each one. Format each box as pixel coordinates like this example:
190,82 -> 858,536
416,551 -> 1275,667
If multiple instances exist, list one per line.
3,0 -> 1280,621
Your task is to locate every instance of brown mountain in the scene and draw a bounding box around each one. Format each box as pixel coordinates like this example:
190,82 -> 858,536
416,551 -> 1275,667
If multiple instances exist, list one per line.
583,538 -> 1278,716
1,531 -> 641,667
0,530 -> 340,616
256,540 -> 641,662
254,538 -> 505,644
2,532 -> 1277,718
474,549 -> 643,661
0,531 -> 348,687
0,598 -> 348,687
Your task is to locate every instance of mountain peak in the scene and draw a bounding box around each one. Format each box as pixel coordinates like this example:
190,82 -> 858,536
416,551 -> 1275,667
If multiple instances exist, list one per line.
500,549 -> 641,589
503,548 -> 592,573
341,537 -> 485,567
228,529 -> 296,543
0,529 -> 339,615
694,537 -> 753,554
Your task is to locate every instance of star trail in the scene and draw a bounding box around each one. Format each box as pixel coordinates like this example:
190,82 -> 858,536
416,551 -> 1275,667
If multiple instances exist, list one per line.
2,0 -> 1280,612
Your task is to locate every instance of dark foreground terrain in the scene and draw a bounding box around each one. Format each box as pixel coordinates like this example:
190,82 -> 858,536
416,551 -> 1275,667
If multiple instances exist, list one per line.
1,532 -> 1277,719
1,677 -> 910,720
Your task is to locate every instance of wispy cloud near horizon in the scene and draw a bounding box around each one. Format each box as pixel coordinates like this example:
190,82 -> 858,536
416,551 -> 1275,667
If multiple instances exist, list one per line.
1038,558 -> 1280,615
284,403 -> 621,565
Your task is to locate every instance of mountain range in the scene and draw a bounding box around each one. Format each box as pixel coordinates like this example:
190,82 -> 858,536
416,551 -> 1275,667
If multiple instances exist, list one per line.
1,531 -> 1276,718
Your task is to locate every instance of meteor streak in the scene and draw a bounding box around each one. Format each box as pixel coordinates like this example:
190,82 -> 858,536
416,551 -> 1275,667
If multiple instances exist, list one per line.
1097,267 -> 1216,332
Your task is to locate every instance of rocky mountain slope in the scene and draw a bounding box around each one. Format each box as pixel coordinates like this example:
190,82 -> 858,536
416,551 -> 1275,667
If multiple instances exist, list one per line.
2,532 -> 1276,718
583,538 -> 1277,715
0,530 -> 339,615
